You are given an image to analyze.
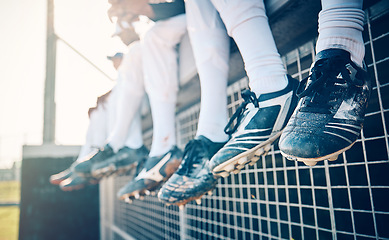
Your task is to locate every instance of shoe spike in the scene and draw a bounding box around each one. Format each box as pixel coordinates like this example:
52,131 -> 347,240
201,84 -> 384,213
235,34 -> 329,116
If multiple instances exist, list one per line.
134,192 -> 140,199
236,164 -> 245,170
264,144 -> 272,152
208,190 -> 213,196
144,190 -> 151,195
224,164 -> 235,172
219,172 -> 230,178
303,160 -> 317,166
328,155 -> 338,161
255,148 -> 265,156
179,205 -> 185,210
195,198 -> 202,205
249,156 -> 260,166
237,157 -> 247,165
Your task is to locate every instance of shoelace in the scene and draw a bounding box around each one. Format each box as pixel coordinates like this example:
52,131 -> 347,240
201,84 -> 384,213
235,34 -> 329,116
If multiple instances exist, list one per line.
224,89 -> 259,135
297,56 -> 362,113
177,139 -> 207,175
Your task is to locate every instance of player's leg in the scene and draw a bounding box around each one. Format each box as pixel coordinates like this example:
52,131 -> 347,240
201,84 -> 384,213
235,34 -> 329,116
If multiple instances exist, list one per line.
53,100 -> 109,190
117,15 -> 187,200
74,42 -> 146,178
91,42 -> 149,178
208,0 -> 299,177
158,0 -> 232,207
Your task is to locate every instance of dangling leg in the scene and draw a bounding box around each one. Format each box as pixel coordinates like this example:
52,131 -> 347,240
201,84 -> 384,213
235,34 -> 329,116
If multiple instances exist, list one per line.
117,15 -> 187,200
209,0 -> 299,176
159,0 -> 232,207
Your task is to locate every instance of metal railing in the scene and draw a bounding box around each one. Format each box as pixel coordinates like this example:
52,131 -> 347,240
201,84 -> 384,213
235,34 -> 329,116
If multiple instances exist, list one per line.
100,2 -> 389,239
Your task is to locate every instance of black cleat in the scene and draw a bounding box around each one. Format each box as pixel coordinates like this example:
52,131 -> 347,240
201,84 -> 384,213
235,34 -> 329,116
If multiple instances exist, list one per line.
279,49 -> 371,166
91,145 -> 149,179
59,173 -> 98,191
158,136 -> 225,206
117,146 -> 183,201
209,75 -> 299,177
121,155 -> 149,203
73,144 -> 114,177
50,168 -> 72,185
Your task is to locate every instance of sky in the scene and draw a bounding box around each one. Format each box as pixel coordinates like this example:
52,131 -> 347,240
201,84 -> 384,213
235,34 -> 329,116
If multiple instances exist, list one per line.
0,0 -> 127,168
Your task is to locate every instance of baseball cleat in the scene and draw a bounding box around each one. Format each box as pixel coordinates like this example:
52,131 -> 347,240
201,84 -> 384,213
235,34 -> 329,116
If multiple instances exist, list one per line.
91,145 -> 149,179
49,168 -> 72,185
158,136 -> 225,206
59,173 -> 98,191
117,146 -> 183,201
73,144 -> 115,177
209,75 -> 299,177
279,49 -> 371,166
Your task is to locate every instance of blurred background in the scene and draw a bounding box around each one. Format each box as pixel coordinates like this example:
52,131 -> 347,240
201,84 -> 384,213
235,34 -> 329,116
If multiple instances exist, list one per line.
0,0 -> 126,239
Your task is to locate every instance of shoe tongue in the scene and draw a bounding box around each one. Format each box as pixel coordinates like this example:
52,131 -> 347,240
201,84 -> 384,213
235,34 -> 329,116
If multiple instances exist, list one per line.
195,135 -> 211,144
315,49 -> 350,62
119,146 -> 130,152
195,135 -> 226,155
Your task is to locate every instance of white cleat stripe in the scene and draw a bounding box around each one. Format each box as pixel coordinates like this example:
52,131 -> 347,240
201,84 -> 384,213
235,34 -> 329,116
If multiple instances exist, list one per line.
232,135 -> 271,141
326,122 -> 361,130
221,146 -> 251,151
323,131 -> 353,144
226,140 -> 265,146
325,125 -> 360,136
135,152 -> 172,182
234,128 -> 272,134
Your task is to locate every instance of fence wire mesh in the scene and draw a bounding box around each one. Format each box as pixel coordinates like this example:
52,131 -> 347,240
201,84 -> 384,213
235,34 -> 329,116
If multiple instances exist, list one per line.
101,2 -> 389,239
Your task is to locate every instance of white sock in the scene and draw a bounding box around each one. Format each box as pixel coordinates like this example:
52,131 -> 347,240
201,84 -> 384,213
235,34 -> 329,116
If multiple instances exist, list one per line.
231,17 -> 287,96
213,0 -> 287,96
195,56 -> 230,142
124,108 -> 144,149
107,42 -> 145,152
78,106 -> 109,160
316,0 -> 365,67
186,0 -> 230,143
148,98 -> 177,157
107,94 -> 143,152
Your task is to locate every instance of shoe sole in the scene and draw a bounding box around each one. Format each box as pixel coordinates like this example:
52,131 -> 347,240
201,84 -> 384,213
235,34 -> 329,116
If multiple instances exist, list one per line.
118,156 -> 182,203
280,142 -> 355,166
118,180 -> 166,201
212,131 -> 282,178
160,188 -> 215,208
50,172 -> 72,185
60,178 -> 98,191
50,178 -> 68,185
92,163 -> 137,179
60,184 -> 86,191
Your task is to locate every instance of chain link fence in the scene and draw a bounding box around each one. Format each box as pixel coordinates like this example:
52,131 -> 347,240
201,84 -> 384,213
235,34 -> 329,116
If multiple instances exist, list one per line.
100,1 -> 389,239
